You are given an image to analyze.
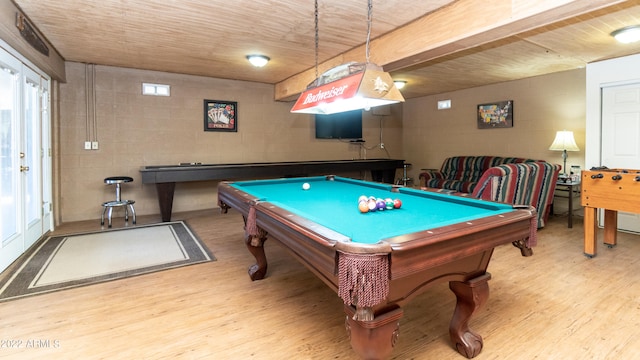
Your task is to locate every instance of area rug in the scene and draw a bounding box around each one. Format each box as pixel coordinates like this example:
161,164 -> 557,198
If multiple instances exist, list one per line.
0,221 -> 214,302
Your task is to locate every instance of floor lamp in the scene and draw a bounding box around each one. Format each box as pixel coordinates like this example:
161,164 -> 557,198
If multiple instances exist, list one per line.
549,130 -> 580,177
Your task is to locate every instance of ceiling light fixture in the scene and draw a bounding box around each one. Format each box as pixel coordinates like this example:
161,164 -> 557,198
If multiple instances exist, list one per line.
611,25 -> 640,44
394,81 -> 407,90
291,0 -> 404,115
246,55 -> 270,67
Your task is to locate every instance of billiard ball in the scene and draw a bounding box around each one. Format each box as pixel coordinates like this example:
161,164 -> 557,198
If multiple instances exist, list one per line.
358,201 -> 369,213
385,199 -> 394,210
393,199 -> 402,209
376,199 -> 386,211
367,199 -> 377,212
358,195 -> 368,203
302,182 -> 310,190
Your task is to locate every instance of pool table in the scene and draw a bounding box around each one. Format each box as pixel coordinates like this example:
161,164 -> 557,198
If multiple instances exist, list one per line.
217,176 -> 536,359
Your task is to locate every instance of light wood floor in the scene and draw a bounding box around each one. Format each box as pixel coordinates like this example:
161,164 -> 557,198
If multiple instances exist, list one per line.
0,209 -> 639,360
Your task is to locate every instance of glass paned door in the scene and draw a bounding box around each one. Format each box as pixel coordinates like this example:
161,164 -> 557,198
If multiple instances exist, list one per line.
21,66 -> 43,250
0,53 -> 19,246
0,48 -> 23,270
0,46 -> 50,271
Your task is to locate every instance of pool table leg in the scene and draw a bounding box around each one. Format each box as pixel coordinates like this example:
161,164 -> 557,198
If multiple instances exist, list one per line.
244,229 -> 269,281
448,273 -> 491,359
344,305 -> 403,360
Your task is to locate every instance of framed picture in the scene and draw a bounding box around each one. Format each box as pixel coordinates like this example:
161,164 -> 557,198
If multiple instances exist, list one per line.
477,100 -> 513,129
204,99 -> 237,132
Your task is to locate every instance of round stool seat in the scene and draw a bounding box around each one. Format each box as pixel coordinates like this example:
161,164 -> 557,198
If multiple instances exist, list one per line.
104,176 -> 133,185
101,176 -> 135,228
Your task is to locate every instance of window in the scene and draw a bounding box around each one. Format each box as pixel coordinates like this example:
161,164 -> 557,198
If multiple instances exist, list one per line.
142,83 -> 170,96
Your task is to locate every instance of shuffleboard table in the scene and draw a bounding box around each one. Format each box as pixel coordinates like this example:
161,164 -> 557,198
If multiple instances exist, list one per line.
217,175 -> 537,359
140,159 -> 404,221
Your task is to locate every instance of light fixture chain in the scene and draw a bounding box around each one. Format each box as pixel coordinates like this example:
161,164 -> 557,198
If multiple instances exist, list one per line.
365,0 -> 372,63
315,0 -> 319,79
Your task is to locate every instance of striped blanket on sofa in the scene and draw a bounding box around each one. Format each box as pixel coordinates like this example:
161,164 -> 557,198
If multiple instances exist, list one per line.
419,156 -> 538,193
471,162 -> 561,228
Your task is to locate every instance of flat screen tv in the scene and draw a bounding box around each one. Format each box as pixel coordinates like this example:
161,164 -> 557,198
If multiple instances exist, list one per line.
315,110 -> 363,139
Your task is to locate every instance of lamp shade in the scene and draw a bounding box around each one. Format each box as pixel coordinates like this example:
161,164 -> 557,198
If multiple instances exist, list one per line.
290,63 -> 404,115
549,131 -> 579,151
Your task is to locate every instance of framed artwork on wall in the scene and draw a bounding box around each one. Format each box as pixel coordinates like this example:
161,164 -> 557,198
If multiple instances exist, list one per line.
204,99 -> 237,132
477,100 -> 513,129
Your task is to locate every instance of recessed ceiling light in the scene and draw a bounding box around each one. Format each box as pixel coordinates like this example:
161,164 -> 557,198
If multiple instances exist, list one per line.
246,55 -> 270,67
393,80 -> 407,90
611,25 -> 640,44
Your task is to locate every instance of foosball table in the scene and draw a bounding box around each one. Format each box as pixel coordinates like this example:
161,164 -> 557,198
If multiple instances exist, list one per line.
581,168 -> 640,257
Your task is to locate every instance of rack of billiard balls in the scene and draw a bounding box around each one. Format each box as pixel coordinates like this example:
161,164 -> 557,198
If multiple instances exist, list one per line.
358,195 -> 402,213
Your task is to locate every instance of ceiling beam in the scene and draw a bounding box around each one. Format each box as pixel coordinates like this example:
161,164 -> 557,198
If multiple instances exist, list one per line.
274,0 -> 626,101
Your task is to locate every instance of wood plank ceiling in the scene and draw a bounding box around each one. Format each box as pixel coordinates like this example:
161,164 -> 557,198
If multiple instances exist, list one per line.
11,0 -> 640,100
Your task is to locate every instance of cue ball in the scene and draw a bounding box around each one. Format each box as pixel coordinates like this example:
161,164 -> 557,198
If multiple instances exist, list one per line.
302,182 -> 310,190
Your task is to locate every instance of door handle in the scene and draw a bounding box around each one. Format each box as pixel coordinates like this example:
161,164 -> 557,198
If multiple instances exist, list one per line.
20,165 -> 29,172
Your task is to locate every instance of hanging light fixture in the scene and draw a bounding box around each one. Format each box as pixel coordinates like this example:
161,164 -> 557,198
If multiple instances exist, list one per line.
291,0 -> 404,115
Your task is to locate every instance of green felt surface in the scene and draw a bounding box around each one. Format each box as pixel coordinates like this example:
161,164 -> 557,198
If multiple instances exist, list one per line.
231,176 -> 513,244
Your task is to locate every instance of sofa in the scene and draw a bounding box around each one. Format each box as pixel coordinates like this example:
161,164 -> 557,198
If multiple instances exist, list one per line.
471,162 -> 561,229
419,156 -> 561,229
419,156 -> 538,193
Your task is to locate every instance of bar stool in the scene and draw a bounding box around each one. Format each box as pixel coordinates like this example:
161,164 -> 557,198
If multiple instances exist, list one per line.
396,163 -> 413,186
101,176 -> 136,228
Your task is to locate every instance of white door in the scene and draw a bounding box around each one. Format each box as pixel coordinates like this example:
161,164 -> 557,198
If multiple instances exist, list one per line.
0,48 -> 23,270
601,82 -> 640,233
0,46 -> 50,271
21,66 -> 43,249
